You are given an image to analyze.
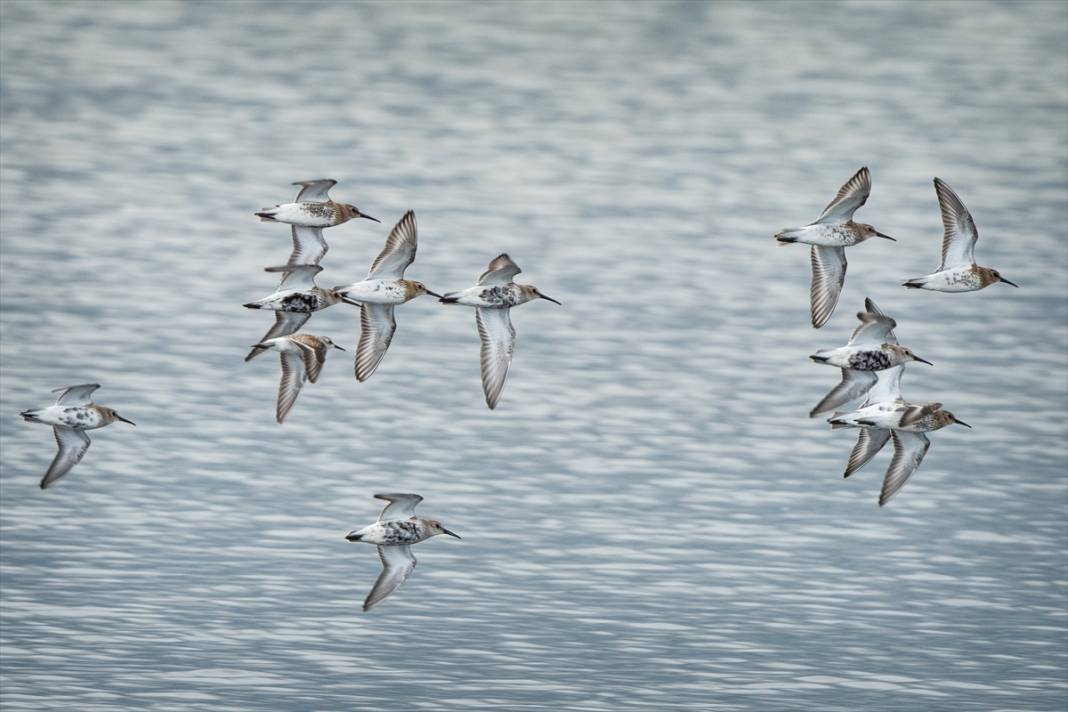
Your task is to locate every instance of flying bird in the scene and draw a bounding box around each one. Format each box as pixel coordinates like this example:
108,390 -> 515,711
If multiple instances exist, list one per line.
440,254 -> 561,409
345,493 -> 461,611
20,384 -> 135,489
250,334 -> 345,423
255,179 -> 379,228
775,167 -> 895,328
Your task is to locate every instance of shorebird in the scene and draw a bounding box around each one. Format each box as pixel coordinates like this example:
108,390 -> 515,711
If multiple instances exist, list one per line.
243,264 -> 354,362
333,211 -> 441,381
440,254 -> 561,409
829,400 -> 971,506
775,167 -> 895,328
250,334 -> 345,423
810,332 -> 931,371
903,178 -> 1018,292
810,298 -> 901,417
19,384 -> 135,489
345,493 -> 461,611
255,179 -> 380,228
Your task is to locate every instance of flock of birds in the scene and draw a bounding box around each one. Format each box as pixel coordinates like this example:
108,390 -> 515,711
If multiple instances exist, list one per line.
776,167 -> 1015,505
16,169 -> 1014,607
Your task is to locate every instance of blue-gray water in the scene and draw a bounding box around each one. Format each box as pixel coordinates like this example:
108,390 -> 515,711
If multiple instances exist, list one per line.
1,1 -> 1066,710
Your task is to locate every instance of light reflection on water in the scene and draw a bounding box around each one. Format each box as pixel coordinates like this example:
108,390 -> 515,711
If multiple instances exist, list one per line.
1,1 -> 1066,710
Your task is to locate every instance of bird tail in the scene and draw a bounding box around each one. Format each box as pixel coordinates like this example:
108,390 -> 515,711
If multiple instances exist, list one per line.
809,353 -> 831,364
902,277 -> 926,289
20,409 -> 41,423
774,228 -> 802,246
439,292 -> 461,304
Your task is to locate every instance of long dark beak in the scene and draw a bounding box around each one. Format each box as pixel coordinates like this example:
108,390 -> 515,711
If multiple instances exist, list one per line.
425,289 -> 444,299
442,528 -> 462,540
539,294 -> 562,305
117,415 -> 136,426
953,418 -> 972,429
333,344 -> 346,351
913,355 -> 934,366
875,231 -> 896,241
359,213 -> 381,223
1000,276 -> 1019,288
341,296 -> 362,306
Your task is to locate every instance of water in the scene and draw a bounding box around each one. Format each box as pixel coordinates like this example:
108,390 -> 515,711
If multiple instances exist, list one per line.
1,1 -> 1066,710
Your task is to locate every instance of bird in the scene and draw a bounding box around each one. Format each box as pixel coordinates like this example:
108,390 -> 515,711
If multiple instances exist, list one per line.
440,254 -> 561,409
829,400 -> 971,506
243,264 -> 355,362
19,384 -> 135,489
810,333 -> 932,371
249,334 -> 345,423
775,167 -> 896,328
255,179 -> 380,228
333,211 -> 442,381
903,178 -> 1018,291
345,493 -> 461,611
810,298 -> 901,417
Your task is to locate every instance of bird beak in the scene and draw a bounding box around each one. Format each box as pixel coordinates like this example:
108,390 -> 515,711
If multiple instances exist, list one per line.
875,231 -> 896,241
1000,276 -> 1019,287
359,213 -> 381,223
913,355 -> 934,366
341,296 -> 362,307
953,417 -> 973,429
117,415 -> 136,426
539,293 -> 563,305
442,528 -> 462,540
424,289 -> 444,299
333,344 -> 346,351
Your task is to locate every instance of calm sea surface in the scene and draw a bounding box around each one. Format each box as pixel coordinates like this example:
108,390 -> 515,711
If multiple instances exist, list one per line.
1,2 -> 1066,710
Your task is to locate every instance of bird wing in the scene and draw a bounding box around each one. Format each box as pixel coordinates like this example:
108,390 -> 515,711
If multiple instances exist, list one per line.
275,351 -> 307,424
815,167 -> 871,224
245,313 -> 311,362
375,493 -> 424,521
288,226 -> 328,266
291,337 -> 328,383
898,402 -> 943,428
292,179 -> 337,203
934,178 -> 979,269
478,253 -> 522,285
52,384 -> 101,405
364,545 -> 417,611
40,427 -> 91,489
810,246 -> 847,329
367,210 -> 417,279
809,368 -> 877,417
265,263 -> 322,290
848,311 -> 897,347
476,307 -> 516,409
355,304 -> 397,382
861,298 -> 898,344
844,427 -> 891,478
861,365 -> 904,406
879,431 -> 931,506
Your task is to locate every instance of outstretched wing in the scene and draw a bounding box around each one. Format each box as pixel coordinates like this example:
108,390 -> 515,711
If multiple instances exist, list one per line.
275,351 -> 307,424
364,545 -> 417,611
862,365 -> 903,406
844,427 -> 891,478
815,167 -> 871,224
898,402 -> 943,428
934,178 -> 979,269
879,431 -> 931,506
355,304 -> 397,382
52,384 -> 100,405
288,226 -> 328,266
40,427 -> 91,489
478,254 -> 522,285
848,311 -> 897,347
245,313 -> 311,362
265,263 -> 322,290
810,246 -> 847,329
291,336 -> 328,383
368,210 -> 418,279
293,179 -> 337,203
375,493 -> 424,521
809,368 -> 877,418
476,307 -> 516,409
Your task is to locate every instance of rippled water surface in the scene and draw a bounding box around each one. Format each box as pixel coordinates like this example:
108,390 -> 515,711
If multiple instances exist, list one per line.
2,1 -> 1066,710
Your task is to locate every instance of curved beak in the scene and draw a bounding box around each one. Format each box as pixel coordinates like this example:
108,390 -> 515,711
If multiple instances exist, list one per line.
875,231 -> 896,241
117,415 -> 136,426
913,355 -> 934,366
359,213 -> 381,223
333,344 -> 346,351
953,417 -> 972,429
424,289 -> 444,299
539,293 -> 563,305
442,528 -> 462,540
1000,276 -> 1019,288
